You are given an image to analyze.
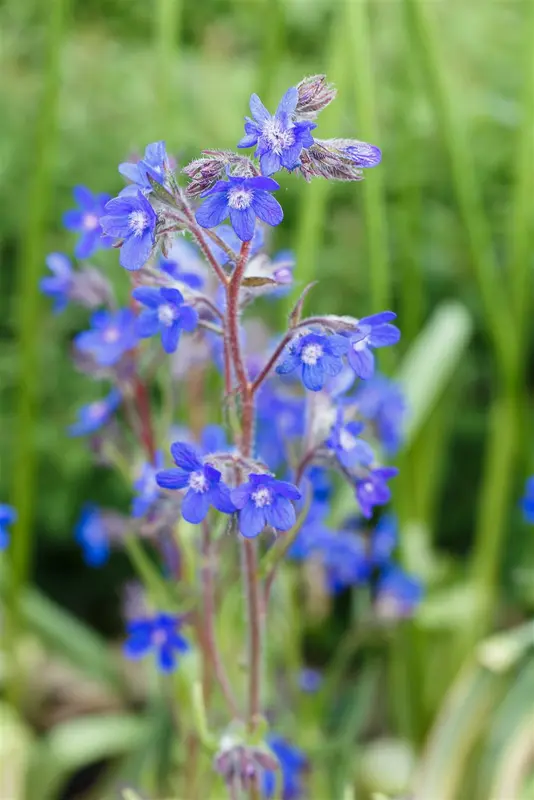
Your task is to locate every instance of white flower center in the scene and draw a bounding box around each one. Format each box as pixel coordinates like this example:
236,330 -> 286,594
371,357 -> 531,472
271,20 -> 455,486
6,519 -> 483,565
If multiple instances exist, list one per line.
251,486 -> 272,508
262,119 -> 295,154
157,304 -> 177,327
363,481 -> 374,493
189,471 -> 208,493
353,336 -> 370,352
89,401 -> 107,419
103,327 -> 120,343
83,212 -> 99,231
228,187 -> 253,210
339,428 -> 358,451
152,629 -> 167,646
301,343 -> 324,365
128,210 -> 149,237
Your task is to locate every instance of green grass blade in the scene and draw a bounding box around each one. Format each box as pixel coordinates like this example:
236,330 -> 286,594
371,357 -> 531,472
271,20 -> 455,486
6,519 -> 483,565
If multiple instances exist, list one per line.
344,0 -> 390,314
9,0 -> 68,706
395,301 -> 473,447
403,0 -> 515,379
508,0 -> 534,339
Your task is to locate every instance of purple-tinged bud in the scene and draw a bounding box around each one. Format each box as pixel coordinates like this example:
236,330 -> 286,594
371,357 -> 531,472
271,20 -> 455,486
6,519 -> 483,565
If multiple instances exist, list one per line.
298,141 -> 365,183
183,151 -> 259,197
295,74 -> 337,119
214,742 -> 279,795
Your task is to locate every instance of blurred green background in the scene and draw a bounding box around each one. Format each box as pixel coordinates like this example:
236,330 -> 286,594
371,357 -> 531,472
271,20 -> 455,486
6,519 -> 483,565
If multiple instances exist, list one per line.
1,0 -> 534,798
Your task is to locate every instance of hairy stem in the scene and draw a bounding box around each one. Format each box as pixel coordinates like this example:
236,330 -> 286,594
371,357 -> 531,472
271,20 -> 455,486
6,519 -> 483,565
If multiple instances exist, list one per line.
225,240 -> 263,734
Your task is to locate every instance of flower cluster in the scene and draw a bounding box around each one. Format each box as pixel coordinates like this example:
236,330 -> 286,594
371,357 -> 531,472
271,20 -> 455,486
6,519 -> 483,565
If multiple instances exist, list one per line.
40,75 -> 420,799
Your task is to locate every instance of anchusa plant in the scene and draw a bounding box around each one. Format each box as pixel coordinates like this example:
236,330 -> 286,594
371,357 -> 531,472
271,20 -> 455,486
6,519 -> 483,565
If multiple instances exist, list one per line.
41,74 -> 425,798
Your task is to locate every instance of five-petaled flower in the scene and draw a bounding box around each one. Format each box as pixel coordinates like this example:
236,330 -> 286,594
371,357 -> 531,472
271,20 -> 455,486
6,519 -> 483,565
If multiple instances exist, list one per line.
62,186 -> 113,259
74,309 -> 138,366
230,474 -> 301,538
0,504 -> 17,551
355,466 -> 399,518
346,312 -> 400,380
238,87 -> 316,176
119,140 -> 169,194
123,613 -> 189,673
101,190 -> 157,271
156,442 -> 235,524
132,452 -> 164,518
68,389 -> 122,436
326,411 -> 375,469
195,173 -> 283,242
276,331 -> 349,392
521,476 -> 534,524
132,286 -> 198,354
40,253 -> 73,313
75,505 -> 109,566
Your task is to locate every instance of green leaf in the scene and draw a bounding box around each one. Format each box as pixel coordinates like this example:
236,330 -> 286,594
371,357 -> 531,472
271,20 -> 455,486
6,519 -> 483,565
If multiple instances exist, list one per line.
0,571 -> 123,693
25,714 -> 148,800
395,301 -> 473,447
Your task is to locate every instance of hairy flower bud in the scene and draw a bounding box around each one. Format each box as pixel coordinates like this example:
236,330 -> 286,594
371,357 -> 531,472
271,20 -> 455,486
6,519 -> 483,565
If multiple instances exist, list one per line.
297,140 -> 365,182
183,151 -> 259,197
295,74 -> 337,119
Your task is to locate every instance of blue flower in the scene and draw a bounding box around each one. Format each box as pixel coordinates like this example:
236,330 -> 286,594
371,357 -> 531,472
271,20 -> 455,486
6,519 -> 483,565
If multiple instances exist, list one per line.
123,613 -> 189,673
62,186 -> 113,259
75,505 -> 109,566
101,191 -> 157,271
195,173 -> 283,242
346,312 -> 400,380
207,224 -> 264,265
298,667 -> 323,693
343,140 -> 382,168
326,411 -> 375,469
156,442 -> 235,524
521,476 -> 534,523
132,286 -> 198,354
276,331 -> 348,392
0,504 -> 17,550
256,386 -> 305,469
370,514 -> 398,566
376,566 -> 423,618
355,466 -> 399,518
69,389 -> 121,436
39,253 -> 73,313
200,424 -> 229,455
74,309 -> 138,366
354,375 -> 406,454
231,474 -> 301,539
324,532 -> 371,593
263,736 -> 306,800
159,256 -> 204,290
119,141 -> 168,193
238,88 -> 316,176
132,452 -> 164,518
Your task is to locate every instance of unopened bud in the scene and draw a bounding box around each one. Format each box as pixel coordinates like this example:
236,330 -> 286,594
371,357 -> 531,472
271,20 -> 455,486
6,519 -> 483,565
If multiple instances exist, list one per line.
296,74 -> 337,119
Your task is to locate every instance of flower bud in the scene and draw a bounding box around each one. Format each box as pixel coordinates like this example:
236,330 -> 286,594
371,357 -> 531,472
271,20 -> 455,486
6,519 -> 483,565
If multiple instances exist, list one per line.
295,74 -> 337,119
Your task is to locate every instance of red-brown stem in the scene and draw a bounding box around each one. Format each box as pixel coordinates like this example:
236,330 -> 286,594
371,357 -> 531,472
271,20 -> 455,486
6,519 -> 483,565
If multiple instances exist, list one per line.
250,331 -> 294,396
180,204 -> 229,286
225,240 -> 263,733
201,521 -> 241,719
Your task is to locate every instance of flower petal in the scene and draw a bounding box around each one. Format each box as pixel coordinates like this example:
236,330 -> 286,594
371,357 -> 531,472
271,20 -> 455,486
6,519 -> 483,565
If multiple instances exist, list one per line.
137,309 -> 160,338
275,353 -> 300,374
160,321 -> 181,353
275,87 -> 298,117
302,362 -> 325,391
178,305 -> 198,332
347,346 -> 375,379
73,186 -> 95,209
368,324 -> 401,348
230,483 -> 252,509
210,484 -> 236,514
156,468 -> 190,490
229,207 -> 256,242
249,93 -> 271,124
170,441 -> 202,471
119,229 -> 154,271
181,488 -> 211,524
195,193 -> 229,229
238,502 -> 266,538
260,151 -> 281,177
251,191 -> 284,227
264,496 -> 296,531
359,311 -> 396,326
132,286 -> 161,308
